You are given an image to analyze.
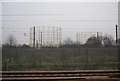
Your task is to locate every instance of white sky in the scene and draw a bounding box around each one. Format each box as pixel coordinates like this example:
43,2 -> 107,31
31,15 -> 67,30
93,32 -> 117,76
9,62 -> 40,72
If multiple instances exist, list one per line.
0,0 -> 119,2
1,1 -> 119,44
0,2 -> 2,46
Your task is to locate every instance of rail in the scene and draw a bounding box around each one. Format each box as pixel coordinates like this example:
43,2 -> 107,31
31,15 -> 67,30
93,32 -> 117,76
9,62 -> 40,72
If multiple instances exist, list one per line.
1,70 -> 120,81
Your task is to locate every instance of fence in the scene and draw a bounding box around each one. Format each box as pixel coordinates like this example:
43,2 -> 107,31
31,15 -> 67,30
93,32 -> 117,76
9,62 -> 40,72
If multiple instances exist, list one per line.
2,47 -> 119,71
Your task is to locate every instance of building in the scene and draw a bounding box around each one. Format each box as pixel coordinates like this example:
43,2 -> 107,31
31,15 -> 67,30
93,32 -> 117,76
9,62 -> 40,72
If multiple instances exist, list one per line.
76,32 -> 102,44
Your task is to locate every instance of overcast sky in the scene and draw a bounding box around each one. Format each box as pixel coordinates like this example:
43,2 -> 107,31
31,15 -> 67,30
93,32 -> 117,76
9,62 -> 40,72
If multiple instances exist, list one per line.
2,2 -> 118,44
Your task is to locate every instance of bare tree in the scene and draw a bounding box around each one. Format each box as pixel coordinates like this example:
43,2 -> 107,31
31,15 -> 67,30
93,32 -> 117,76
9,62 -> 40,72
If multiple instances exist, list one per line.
103,35 -> 115,46
5,35 -> 17,46
117,39 -> 120,45
62,37 -> 75,47
63,37 -> 73,45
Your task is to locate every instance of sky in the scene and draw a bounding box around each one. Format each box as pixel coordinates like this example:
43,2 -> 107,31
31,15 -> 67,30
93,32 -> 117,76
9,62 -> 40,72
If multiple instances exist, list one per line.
0,2 -> 2,46
1,1 -> 119,44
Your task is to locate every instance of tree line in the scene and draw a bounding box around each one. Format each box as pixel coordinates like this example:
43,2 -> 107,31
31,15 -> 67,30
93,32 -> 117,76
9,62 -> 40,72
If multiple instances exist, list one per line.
2,34 -> 120,48
60,34 -> 120,47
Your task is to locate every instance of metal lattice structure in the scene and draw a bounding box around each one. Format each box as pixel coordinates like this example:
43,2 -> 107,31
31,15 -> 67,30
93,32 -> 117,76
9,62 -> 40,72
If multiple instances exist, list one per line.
29,26 -> 62,48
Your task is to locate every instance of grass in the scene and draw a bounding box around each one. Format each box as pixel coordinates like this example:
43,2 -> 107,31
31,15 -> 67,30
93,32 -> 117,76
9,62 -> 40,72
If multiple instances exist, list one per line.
2,47 -> 119,71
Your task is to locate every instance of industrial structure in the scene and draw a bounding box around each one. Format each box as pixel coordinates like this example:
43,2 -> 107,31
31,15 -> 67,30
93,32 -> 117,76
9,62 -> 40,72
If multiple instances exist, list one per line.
76,32 -> 102,44
29,26 -> 62,48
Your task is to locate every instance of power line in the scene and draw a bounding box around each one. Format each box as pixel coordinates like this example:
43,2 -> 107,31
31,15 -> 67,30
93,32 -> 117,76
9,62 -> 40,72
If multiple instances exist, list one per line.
1,13 -> 118,16
1,14 -> 66,16
1,20 -> 117,22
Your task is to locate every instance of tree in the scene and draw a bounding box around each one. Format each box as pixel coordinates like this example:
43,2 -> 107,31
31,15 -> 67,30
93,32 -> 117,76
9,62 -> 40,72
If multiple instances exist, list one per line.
19,44 -> 30,48
5,35 -> 17,47
64,37 -> 73,45
103,35 -> 115,46
62,37 -> 74,47
85,36 -> 102,47
117,39 -> 120,45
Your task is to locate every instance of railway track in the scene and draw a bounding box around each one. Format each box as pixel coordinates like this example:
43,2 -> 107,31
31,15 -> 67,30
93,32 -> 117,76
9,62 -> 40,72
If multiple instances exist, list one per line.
0,70 -> 120,81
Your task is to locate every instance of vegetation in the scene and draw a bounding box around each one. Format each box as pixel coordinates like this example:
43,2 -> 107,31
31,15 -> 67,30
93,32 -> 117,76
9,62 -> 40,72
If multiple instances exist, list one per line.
4,35 -> 17,47
2,47 -> 119,71
2,34 -> 119,71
